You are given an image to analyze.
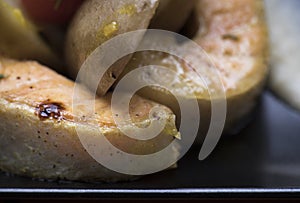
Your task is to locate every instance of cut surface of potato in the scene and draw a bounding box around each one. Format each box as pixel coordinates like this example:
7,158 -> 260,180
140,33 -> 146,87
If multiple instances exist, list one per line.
65,0 -> 159,96
0,58 -> 179,182
119,0 -> 269,135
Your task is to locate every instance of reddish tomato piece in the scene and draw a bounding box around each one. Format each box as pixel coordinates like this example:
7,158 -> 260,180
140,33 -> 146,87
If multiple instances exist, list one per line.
21,0 -> 84,25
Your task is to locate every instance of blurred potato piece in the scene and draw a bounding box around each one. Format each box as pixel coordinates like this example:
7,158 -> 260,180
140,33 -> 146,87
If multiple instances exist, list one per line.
0,58 -> 179,182
65,0 -> 159,96
265,0 -> 300,111
0,0 -> 61,70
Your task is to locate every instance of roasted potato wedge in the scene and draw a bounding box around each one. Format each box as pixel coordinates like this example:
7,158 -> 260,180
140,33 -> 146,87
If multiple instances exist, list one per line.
65,0 -> 159,96
119,0 -> 269,135
0,58 -> 179,182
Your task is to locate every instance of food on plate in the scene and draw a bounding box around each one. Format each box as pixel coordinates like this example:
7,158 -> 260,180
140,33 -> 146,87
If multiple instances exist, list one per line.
0,0 -> 61,70
65,0 -> 159,96
149,0 -> 196,32
119,0 -> 269,134
265,0 -> 300,110
0,58 -> 179,182
0,0 -> 270,182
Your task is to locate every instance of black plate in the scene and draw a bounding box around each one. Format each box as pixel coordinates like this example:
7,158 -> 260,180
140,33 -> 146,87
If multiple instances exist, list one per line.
1,92 -> 300,199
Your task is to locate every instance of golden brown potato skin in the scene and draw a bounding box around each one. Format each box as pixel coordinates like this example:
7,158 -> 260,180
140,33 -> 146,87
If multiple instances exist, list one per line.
65,0 -> 159,96
119,0 -> 269,135
0,58 -> 179,182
